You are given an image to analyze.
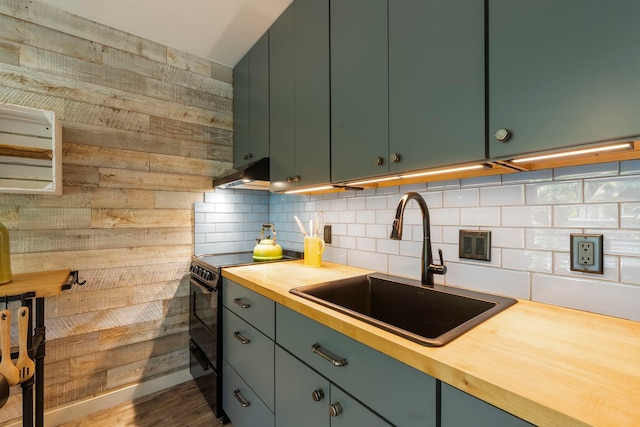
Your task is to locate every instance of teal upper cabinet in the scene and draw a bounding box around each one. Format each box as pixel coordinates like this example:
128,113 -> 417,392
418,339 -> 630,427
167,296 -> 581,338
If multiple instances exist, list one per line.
330,0 -> 388,183
489,0 -> 640,159
270,0 -> 330,191
389,0 -> 485,172
233,32 -> 270,168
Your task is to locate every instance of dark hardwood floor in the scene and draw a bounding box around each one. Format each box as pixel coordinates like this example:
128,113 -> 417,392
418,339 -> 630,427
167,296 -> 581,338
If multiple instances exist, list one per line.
58,380 -> 228,427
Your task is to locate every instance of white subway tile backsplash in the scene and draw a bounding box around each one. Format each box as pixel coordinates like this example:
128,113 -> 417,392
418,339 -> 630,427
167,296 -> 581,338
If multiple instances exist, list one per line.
525,181 -> 582,205
532,274 -> 640,321
584,175 -> 640,203
553,204 -> 618,228
502,206 -> 551,227
502,249 -> 553,273
460,207 -> 501,226
443,188 -> 479,207
195,162 -> 640,320
554,162 -> 618,180
621,257 -> 640,285
480,185 -> 524,206
621,203 -> 640,228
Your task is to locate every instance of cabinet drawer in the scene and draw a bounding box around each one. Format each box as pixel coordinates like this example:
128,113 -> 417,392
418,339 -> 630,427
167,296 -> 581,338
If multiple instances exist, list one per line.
223,360 -> 274,427
276,305 -> 436,427
223,278 -> 275,339
223,308 -> 275,411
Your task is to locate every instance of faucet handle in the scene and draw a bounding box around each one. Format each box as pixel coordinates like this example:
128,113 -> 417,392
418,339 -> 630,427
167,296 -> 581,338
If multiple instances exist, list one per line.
429,249 -> 447,275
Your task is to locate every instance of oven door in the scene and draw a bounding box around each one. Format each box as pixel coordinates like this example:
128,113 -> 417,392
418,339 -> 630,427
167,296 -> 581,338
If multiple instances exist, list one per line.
189,275 -> 223,418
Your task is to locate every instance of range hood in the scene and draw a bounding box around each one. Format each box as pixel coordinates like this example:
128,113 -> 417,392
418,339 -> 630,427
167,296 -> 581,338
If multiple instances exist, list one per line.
213,157 -> 270,191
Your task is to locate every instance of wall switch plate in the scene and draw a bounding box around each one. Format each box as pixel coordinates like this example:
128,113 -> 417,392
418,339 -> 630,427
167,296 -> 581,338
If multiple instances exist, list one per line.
458,230 -> 491,261
323,225 -> 332,244
570,234 -> 603,274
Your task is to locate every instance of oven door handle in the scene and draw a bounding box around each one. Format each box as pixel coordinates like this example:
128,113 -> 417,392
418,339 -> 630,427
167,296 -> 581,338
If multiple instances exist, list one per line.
190,342 -> 212,371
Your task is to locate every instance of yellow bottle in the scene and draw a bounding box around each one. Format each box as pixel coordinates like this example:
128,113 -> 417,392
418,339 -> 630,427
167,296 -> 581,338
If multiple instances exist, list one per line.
0,222 -> 11,285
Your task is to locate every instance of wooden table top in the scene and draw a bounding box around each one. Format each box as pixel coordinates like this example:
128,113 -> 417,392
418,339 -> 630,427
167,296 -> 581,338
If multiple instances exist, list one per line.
0,270 -> 70,298
223,260 -> 640,427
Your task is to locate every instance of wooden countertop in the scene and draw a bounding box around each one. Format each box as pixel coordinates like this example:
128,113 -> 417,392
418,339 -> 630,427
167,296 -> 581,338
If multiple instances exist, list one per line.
0,270 -> 70,298
223,260 -> 640,427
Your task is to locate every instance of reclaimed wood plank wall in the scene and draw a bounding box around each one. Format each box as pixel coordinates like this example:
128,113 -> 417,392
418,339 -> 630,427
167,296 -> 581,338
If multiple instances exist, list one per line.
0,0 -> 234,421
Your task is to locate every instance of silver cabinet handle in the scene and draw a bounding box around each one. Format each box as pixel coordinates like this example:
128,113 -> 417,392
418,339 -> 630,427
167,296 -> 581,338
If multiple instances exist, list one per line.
329,402 -> 343,417
233,331 -> 250,344
233,298 -> 251,309
233,389 -> 251,407
311,343 -> 348,367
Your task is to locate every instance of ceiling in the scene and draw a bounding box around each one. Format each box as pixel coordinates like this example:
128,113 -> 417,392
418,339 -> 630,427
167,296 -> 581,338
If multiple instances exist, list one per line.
39,0 -> 293,67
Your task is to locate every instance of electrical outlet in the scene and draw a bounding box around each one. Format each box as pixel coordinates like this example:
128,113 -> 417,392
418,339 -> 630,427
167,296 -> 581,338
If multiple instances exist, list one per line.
570,234 -> 603,274
458,230 -> 491,261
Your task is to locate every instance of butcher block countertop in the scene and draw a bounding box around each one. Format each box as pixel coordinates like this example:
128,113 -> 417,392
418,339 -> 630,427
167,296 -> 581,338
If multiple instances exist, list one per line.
223,260 -> 640,427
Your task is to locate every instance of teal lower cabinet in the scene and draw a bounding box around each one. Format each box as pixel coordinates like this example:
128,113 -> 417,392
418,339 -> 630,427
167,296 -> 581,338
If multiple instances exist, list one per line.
276,304 -> 436,427
276,346 -> 391,427
223,359 -> 275,427
440,382 -> 534,427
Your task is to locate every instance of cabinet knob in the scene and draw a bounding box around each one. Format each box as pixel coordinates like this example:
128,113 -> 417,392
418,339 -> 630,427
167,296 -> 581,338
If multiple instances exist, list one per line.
287,176 -> 293,183
293,175 -> 301,182
311,389 -> 325,402
494,128 -> 512,142
374,156 -> 384,166
243,153 -> 254,160
329,402 -> 342,417
391,153 -> 401,163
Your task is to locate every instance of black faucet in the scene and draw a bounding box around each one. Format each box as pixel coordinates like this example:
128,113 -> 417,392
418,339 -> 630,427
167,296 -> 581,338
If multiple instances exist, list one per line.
390,192 -> 447,286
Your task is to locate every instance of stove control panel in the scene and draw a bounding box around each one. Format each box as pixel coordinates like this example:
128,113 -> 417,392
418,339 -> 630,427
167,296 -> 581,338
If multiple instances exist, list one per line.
189,263 -> 220,287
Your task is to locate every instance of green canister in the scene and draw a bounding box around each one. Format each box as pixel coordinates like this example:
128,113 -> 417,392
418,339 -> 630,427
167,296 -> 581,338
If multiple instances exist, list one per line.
0,222 -> 11,285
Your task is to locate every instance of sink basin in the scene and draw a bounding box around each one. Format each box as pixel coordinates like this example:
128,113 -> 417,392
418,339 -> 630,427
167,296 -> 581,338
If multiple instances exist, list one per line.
290,273 -> 517,346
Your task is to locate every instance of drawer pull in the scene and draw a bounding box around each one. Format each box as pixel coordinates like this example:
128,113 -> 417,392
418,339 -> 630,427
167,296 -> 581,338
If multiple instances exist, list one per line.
329,402 -> 343,417
233,331 -> 251,344
311,343 -> 348,367
233,389 -> 251,407
311,388 -> 325,402
233,298 -> 251,309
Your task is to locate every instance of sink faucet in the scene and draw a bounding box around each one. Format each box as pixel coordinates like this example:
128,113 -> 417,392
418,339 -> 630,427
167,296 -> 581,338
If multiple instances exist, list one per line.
390,192 -> 447,286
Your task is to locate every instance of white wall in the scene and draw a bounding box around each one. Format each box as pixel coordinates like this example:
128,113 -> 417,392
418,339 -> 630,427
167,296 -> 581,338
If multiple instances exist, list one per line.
198,160 -> 640,321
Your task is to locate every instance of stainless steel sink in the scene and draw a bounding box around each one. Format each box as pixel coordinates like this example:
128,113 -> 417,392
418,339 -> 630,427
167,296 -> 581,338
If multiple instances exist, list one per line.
290,273 -> 517,346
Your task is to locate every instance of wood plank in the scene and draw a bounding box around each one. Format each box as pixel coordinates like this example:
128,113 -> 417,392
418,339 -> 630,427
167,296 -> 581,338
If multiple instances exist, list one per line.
149,152 -> 233,176
98,314 -> 188,351
149,115 -> 232,142
0,39 -> 19,65
46,286 -> 134,317
167,46 -> 212,77
0,0 -> 166,63
0,13 -> 102,63
61,165 -> 100,188
18,206 -> 91,230
64,262 -> 188,293
62,98 -> 150,133
62,143 -> 149,171
132,279 -> 188,305
154,190 -> 203,209
106,349 -> 188,389
61,121 -> 224,160
0,143 -> 52,160
14,48 -> 233,127
10,227 -> 192,253
10,244 -> 193,274
86,187 -> 155,209
98,167 -> 213,191
0,206 -> 18,229
45,301 -> 164,340
43,359 -> 70,385
91,209 -> 192,228
45,332 -> 101,364
44,371 -> 107,408
70,333 -> 188,378
0,187 -> 89,208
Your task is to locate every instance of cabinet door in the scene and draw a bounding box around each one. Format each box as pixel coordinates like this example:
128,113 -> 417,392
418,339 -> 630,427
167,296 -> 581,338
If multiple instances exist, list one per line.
222,308 -> 275,411
441,382 -> 533,427
275,345 -> 329,427
233,53 -> 250,167
389,0 -> 485,172
277,305 -> 437,427
248,32 -> 270,163
489,0 -> 640,158
269,3 -> 296,189
330,0 -> 388,182
223,360 -> 275,427
330,386 -> 392,427
294,0 -> 330,187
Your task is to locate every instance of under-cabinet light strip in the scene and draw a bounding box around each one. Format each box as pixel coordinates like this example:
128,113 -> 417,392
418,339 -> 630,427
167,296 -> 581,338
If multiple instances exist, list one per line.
283,185 -> 334,194
512,143 -> 633,163
347,164 -> 487,186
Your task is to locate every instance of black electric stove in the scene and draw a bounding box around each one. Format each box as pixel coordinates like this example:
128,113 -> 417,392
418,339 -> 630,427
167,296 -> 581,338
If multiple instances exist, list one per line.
188,250 -> 301,420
